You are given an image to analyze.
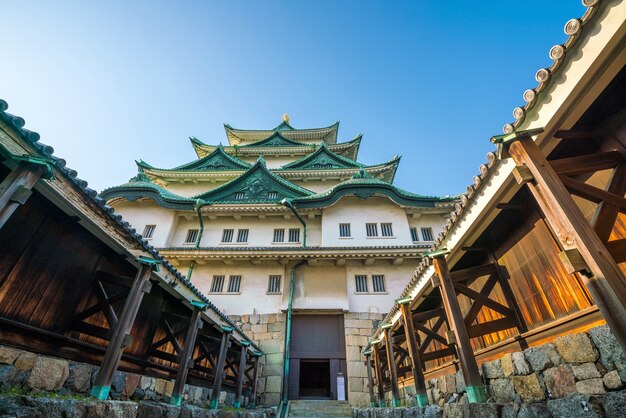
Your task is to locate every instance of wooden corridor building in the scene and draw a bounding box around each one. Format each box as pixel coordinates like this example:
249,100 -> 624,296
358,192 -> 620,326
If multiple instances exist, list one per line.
0,100 -> 261,408
364,0 -> 626,407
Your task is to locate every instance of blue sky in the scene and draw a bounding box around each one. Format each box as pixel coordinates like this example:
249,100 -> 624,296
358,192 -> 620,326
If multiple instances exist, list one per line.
1,1 -> 586,195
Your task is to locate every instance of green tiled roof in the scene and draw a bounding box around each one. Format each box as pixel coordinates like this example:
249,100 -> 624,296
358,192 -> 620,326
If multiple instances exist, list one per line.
280,143 -> 365,170
292,170 -> 455,209
192,157 -> 314,204
242,132 -> 309,148
137,146 -> 251,172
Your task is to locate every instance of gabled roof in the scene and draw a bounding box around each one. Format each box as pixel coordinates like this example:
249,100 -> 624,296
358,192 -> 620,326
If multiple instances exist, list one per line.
191,134 -> 362,160
100,171 -> 195,210
137,146 -> 251,172
292,169 -> 456,209
242,131 -> 307,148
224,121 -> 339,146
280,143 -> 365,170
192,157 -> 314,204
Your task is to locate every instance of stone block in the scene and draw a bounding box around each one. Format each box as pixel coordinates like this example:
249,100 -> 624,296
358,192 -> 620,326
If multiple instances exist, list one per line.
500,353 -> 514,378
345,312 -> 360,319
482,359 -> 503,379
588,325 -> 626,372
346,335 -> 369,347
265,375 -> 282,393
346,345 -> 362,361
255,332 -> 273,340
603,370 -> 623,390
556,332 -> 598,363
155,378 -> 174,397
261,364 -> 283,376
0,346 -> 20,365
443,374 -> 456,396
251,324 -> 268,334
572,363 -> 601,380
264,391 -> 281,405
511,352 -> 530,375
241,323 -> 251,331
68,363 -> 93,393
604,390 -> 626,417
455,369 -> 465,393
468,403 -> 499,418
259,338 -> 283,354
490,378 -> 515,403
349,391 -> 370,407
349,377 -> 364,392
359,328 -> 373,336
544,364 -> 576,398
511,373 -> 545,402
249,314 -> 260,325
241,314 -> 249,323
27,356 -> 69,391
524,343 -> 561,372
348,361 -> 368,378
267,322 -> 283,332
423,404 -> 442,418
265,353 -> 283,365
124,373 -> 141,397
140,376 -> 156,391
346,319 -> 372,329
86,400 -> 138,417
14,351 -> 37,372
547,394 -> 604,418
576,378 -> 605,395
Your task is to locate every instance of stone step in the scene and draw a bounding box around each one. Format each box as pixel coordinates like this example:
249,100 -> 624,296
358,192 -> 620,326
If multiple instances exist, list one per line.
288,400 -> 352,418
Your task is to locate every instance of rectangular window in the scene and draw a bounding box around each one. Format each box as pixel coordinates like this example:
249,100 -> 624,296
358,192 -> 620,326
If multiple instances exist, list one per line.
268,275 -> 281,293
381,223 -> 393,237
355,275 -> 368,293
288,228 -> 300,243
234,192 -> 245,200
210,275 -> 225,293
273,229 -> 285,243
268,191 -> 278,199
421,227 -> 434,242
410,227 -> 419,242
372,275 -> 386,293
366,223 -> 378,237
143,224 -> 156,239
339,223 -> 351,237
222,229 -> 234,243
185,229 -> 199,244
227,275 -> 241,293
237,229 -> 249,243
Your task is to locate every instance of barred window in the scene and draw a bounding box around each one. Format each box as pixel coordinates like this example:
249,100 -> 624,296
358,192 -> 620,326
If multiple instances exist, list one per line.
381,223 -> 393,237
421,227 -> 434,242
355,275 -> 368,293
268,191 -> 278,199
237,229 -> 249,243
273,229 -> 285,243
366,223 -> 378,237
222,229 -> 234,243
227,275 -> 241,293
372,275 -> 386,293
268,275 -> 281,293
288,228 -> 300,243
185,229 -> 199,244
210,275 -> 225,293
234,192 -> 245,200
410,227 -> 419,242
339,223 -> 351,237
143,225 -> 156,239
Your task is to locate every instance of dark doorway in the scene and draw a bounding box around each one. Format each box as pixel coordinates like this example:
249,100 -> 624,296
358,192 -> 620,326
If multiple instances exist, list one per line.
299,360 -> 330,398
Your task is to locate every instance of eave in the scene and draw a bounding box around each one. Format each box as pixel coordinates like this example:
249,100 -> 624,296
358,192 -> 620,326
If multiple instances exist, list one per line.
224,121 -> 340,146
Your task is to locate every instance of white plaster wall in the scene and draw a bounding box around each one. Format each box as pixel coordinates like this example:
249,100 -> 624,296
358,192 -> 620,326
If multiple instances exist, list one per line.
289,179 -> 343,193
407,213 -> 447,243
290,264 -> 349,311
162,182 -> 230,197
110,200 -> 177,248
321,197 -> 413,246
345,260 -> 416,313
237,156 -> 303,169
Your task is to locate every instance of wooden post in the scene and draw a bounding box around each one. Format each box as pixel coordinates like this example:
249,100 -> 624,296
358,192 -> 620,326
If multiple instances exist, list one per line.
248,356 -> 260,408
234,343 -> 249,408
170,308 -> 203,406
364,352 -> 377,407
0,161 -> 45,229
399,302 -> 429,407
90,260 -> 156,400
508,136 -> 626,353
383,327 -> 401,407
431,255 -> 487,403
209,328 -> 232,410
372,344 -> 386,407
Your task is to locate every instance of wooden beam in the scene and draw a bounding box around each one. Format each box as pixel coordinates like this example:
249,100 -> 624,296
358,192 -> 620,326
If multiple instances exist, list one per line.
365,354 -> 377,407
605,239 -> 626,264
234,345 -> 248,408
560,175 -> 626,210
400,303 -> 428,406
248,358 -> 260,408
592,165 -> 626,242
383,328 -> 401,407
90,263 -> 154,400
209,330 -> 232,409
508,136 -> 626,354
0,162 -> 44,230
170,309 -> 203,406
432,256 -> 487,403
550,151 -> 624,177
372,344 -> 386,407
449,263 -> 498,283
467,317 -> 518,339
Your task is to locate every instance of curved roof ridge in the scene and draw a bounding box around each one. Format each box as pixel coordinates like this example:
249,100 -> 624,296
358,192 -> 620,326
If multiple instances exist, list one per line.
279,142 -> 365,170
138,147 -> 251,172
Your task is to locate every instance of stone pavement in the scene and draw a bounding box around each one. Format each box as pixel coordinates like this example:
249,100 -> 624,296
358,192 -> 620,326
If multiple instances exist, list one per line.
288,400 -> 351,417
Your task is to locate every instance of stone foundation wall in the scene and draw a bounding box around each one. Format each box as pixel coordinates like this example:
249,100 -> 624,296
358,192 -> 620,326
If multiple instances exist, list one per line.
344,312 -> 386,407
357,324 -> 626,417
229,313 -> 286,406
0,344 -> 245,409
0,396 -> 275,418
